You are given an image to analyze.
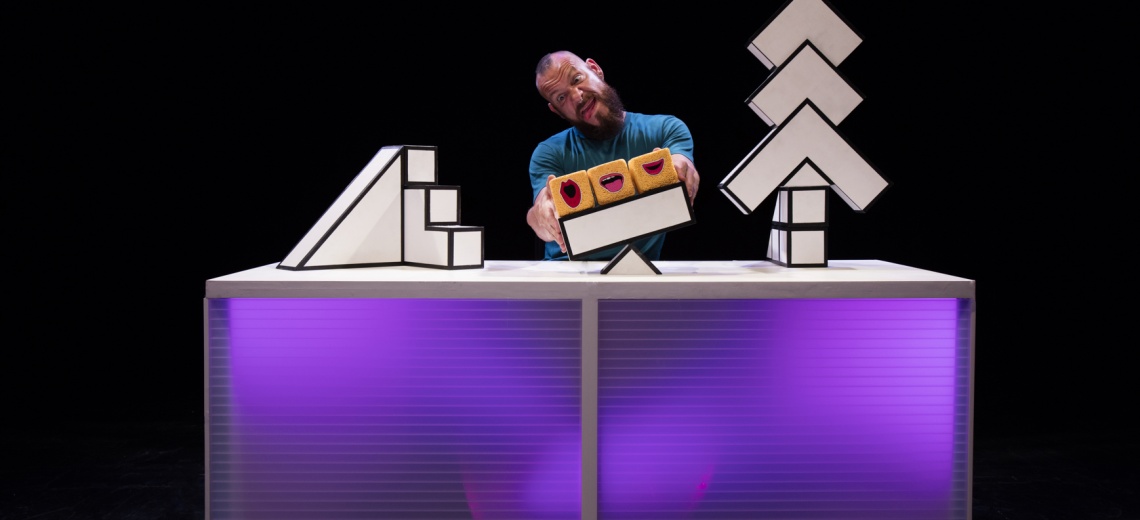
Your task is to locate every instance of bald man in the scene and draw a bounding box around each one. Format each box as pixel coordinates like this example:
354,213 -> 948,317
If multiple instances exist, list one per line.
526,50 -> 700,261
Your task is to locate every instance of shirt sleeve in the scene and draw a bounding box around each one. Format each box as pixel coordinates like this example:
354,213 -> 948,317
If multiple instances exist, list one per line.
658,115 -> 695,163
529,141 -> 563,203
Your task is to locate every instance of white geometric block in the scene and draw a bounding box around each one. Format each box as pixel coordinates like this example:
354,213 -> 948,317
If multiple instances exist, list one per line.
784,159 -> 829,187
427,187 -> 459,224
789,229 -> 826,266
767,227 -> 785,264
404,188 -> 483,269
719,101 -> 889,215
278,146 -> 404,270
767,227 -> 827,267
730,0 -> 883,269
560,183 -> 694,260
449,228 -> 484,268
600,244 -> 661,275
403,188 -> 450,266
748,0 -> 862,70
776,186 -> 828,225
748,41 -> 862,127
278,145 -> 483,271
406,146 -> 437,184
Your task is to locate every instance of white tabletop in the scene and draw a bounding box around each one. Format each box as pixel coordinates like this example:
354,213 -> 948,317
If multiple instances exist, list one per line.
205,259 -> 975,300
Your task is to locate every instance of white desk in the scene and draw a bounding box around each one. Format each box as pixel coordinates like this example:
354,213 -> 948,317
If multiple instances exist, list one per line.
205,260 -> 976,520
206,259 -> 975,299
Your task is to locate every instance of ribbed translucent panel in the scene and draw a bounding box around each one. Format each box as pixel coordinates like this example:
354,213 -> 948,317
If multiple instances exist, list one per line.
597,299 -> 971,520
207,299 -> 582,520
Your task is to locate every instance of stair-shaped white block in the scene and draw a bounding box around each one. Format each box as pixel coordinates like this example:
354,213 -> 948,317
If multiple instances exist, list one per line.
278,145 -> 483,271
403,186 -> 483,269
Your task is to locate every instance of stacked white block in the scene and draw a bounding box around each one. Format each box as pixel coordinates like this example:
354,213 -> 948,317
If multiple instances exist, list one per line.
403,184 -> 484,269
278,144 -> 483,270
719,0 -> 890,267
767,159 -> 830,267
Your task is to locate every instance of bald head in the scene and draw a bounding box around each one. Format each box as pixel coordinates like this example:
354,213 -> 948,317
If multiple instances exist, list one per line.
533,49 -> 625,140
536,50 -> 582,77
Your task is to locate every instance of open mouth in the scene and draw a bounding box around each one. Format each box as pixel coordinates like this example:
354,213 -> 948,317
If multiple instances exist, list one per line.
599,173 -> 625,193
560,179 -> 582,208
641,158 -> 665,176
578,98 -> 596,121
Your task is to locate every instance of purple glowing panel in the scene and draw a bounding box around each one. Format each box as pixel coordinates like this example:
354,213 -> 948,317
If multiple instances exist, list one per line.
597,299 -> 971,520
207,298 -> 582,520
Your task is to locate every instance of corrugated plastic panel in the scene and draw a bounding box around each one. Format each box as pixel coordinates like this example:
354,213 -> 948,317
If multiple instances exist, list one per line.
207,299 -> 582,520
596,298 -> 970,520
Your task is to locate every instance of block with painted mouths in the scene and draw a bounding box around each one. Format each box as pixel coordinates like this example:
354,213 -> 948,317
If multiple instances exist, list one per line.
628,147 -> 680,193
548,169 -> 596,218
587,158 -> 636,205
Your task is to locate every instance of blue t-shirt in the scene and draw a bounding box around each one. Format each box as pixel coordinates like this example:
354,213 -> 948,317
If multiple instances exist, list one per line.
529,112 -> 695,261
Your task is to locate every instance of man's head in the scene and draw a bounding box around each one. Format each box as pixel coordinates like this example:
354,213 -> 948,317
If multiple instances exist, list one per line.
535,50 -> 626,140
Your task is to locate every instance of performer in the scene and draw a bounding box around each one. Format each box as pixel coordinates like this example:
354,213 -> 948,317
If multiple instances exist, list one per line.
526,50 -> 700,260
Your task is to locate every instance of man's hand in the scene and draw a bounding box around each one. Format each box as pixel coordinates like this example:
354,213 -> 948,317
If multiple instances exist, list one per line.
659,149 -> 699,206
526,175 -> 566,253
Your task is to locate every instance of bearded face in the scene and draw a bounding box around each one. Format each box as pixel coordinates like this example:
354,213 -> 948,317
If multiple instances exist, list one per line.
574,81 -> 626,140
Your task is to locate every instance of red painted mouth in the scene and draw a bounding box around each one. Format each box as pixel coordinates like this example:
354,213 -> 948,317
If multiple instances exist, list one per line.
641,158 -> 665,176
599,173 -> 625,193
560,179 -> 582,208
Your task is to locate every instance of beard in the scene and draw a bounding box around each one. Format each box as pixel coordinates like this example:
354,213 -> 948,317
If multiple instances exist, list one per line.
574,82 -> 625,141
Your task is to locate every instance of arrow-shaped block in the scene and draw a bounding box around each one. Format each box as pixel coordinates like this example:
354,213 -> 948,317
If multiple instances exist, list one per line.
748,41 -> 862,127
719,100 -> 889,215
748,0 -> 862,70
783,158 -> 830,188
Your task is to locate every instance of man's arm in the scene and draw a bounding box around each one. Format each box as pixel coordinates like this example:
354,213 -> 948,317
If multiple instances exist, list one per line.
671,152 -> 700,206
527,175 -> 566,253
655,115 -> 700,206
653,145 -> 700,206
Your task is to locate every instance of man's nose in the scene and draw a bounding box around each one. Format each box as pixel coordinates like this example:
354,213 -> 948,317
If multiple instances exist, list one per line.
571,88 -> 586,105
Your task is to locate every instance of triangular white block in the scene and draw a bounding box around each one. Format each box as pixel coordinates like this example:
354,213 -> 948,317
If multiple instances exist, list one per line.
601,244 -> 661,275
278,146 -> 404,270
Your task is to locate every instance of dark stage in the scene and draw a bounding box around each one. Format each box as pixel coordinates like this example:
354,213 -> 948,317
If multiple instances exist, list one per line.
3,420 -> 1137,519
8,1 -> 1134,519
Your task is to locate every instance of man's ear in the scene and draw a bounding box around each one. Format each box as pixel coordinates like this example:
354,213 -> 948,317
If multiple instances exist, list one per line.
585,58 -> 602,79
548,103 -> 565,120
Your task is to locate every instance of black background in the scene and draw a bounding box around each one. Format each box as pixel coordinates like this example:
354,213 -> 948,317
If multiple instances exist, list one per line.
10,2 -> 1132,446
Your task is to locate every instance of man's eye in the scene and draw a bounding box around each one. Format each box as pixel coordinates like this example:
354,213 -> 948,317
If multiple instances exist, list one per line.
557,95 -> 565,103
572,74 -> 583,84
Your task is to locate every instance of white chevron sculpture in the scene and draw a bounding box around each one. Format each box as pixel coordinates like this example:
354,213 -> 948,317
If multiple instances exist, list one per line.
719,0 -> 890,267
